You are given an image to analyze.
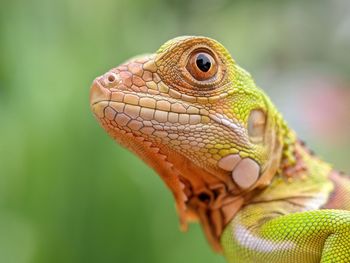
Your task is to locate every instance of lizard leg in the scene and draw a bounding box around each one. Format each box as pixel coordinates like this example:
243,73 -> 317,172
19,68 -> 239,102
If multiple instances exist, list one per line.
320,231 -> 350,263
222,202 -> 350,263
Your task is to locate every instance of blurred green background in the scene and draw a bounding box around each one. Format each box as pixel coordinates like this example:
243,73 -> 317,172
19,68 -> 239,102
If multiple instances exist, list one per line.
0,0 -> 349,262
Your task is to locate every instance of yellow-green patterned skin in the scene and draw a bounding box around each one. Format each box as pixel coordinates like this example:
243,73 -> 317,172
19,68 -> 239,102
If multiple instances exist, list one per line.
90,36 -> 350,263
223,209 -> 350,262
222,148 -> 350,263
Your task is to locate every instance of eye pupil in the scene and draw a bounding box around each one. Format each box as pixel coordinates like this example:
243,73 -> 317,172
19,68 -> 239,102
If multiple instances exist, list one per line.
196,53 -> 211,72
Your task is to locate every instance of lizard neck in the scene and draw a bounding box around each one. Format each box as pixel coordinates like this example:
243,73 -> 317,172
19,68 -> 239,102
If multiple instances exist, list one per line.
248,141 -> 335,212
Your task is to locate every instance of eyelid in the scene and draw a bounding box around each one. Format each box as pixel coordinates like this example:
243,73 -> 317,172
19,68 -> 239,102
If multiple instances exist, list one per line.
165,43 -> 227,94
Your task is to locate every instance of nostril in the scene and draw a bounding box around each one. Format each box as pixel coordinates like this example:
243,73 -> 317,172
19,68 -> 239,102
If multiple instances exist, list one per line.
107,74 -> 116,83
105,73 -> 120,85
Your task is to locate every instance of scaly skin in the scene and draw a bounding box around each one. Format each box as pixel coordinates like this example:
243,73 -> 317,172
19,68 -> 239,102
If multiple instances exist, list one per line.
90,36 -> 350,262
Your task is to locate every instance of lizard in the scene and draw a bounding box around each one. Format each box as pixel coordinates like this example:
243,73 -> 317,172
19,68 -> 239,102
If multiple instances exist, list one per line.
89,36 -> 350,263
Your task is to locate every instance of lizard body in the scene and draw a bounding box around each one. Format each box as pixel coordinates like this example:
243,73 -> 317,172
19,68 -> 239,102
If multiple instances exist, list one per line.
90,36 -> 350,262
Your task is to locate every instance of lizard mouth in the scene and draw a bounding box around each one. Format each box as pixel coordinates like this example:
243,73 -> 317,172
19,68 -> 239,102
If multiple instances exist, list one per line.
90,75 -> 249,149
91,79 -> 211,133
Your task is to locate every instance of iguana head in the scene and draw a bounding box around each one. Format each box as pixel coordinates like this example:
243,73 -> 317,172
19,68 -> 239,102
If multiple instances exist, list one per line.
90,36 -> 293,251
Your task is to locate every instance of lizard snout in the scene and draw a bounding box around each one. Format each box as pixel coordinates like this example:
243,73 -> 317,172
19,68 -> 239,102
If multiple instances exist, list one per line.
89,78 -> 111,106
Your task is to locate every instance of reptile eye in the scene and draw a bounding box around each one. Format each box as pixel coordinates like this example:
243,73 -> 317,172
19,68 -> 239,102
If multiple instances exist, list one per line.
186,51 -> 218,81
